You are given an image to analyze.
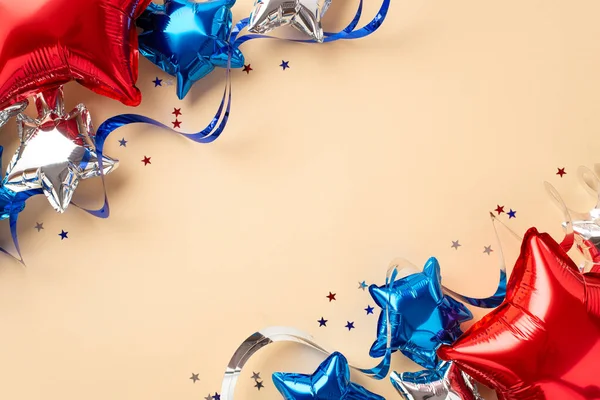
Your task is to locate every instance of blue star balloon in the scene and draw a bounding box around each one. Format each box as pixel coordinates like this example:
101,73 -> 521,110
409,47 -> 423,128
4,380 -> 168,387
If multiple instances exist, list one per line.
369,258 -> 473,369
136,0 -> 245,100
272,352 -> 385,400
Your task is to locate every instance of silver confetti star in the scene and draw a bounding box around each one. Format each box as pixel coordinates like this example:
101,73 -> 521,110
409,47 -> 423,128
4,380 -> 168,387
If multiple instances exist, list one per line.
3,87 -> 118,213
483,245 -> 493,255
451,240 -> 461,250
251,372 -> 261,380
34,222 -> 44,232
248,0 -> 332,43
190,373 -> 200,383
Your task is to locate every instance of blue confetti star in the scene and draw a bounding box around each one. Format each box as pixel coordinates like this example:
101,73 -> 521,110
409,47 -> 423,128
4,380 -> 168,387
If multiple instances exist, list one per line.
365,305 -> 374,315
280,60 -> 290,70
273,352 -> 385,400
318,317 -> 327,327
152,77 -> 163,87
358,280 -> 368,290
345,321 -> 355,331
212,393 -> 220,400
118,138 -> 127,147
59,230 -> 68,240
507,209 -> 517,218
137,0 -> 245,100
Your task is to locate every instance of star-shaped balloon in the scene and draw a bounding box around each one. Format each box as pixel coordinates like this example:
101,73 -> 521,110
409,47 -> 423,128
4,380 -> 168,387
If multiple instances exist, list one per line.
390,362 -> 481,400
137,0 -> 245,100
248,0 -> 332,43
3,87 -> 118,213
369,258 -> 473,369
438,228 -> 600,400
0,0 -> 151,108
272,352 -> 384,400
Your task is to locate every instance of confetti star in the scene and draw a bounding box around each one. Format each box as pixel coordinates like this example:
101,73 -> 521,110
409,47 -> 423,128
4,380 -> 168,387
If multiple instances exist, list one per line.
326,292 -> 336,302
243,64 -> 253,74
280,60 -> 290,70
483,245 -> 493,255
451,240 -> 461,250
251,372 -> 261,381
205,395 -> 212,400
345,321 -> 355,331
494,205 -> 505,214
318,317 -> 328,327
255,381 -> 264,390
34,222 -> 43,232
212,393 -> 220,400
165,79 -> 174,86
557,167 -> 567,177
507,209 -> 517,219
358,281 -> 368,290
142,156 -> 152,165
172,119 -> 181,128
365,305 -> 374,315
152,77 -> 163,87
189,373 -> 200,383
118,138 -> 127,147
59,230 -> 68,240
172,108 -> 182,117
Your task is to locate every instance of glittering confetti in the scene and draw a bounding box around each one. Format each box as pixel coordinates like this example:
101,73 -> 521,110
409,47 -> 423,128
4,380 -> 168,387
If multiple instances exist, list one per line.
142,156 -> 151,166
172,108 -> 182,117
205,395 -> 212,400
118,138 -> 127,147
345,321 -> 355,331
508,209 -> 517,219
59,230 -> 68,240
152,77 -> 163,87
34,222 -> 43,232
243,64 -> 253,74
172,119 -> 181,128
255,381 -> 264,390
212,393 -> 221,400
326,292 -> 336,302
557,167 -> 566,177
318,317 -> 328,327
280,60 -> 290,70
365,305 -> 374,315
358,281 -> 368,290
495,205 -> 505,214
251,372 -> 261,381
190,373 -> 200,383
165,78 -> 174,86
483,245 -> 493,255
451,240 -> 461,250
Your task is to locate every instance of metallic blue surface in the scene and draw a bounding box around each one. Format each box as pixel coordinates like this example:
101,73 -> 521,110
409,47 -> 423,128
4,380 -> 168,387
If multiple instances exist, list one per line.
272,352 -> 385,400
137,0 -> 244,99
369,258 -> 473,369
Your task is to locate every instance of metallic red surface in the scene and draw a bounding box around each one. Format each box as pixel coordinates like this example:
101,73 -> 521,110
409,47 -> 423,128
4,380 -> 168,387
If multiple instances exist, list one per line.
0,0 -> 152,108
438,228 -> 600,400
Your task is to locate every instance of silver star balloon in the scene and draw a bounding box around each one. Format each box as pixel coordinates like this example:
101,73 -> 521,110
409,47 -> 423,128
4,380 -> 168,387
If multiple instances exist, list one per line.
248,0 -> 332,43
2,87 -> 118,213
0,101 -> 28,129
390,363 -> 482,400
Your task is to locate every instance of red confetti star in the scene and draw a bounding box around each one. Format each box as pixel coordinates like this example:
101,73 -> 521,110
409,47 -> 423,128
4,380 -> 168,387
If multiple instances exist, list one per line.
326,292 -> 336,302
494,205 -> 505,215
243,64 -> 253,74
172,119 -> 182,128
142,156 -> 151,165
172,108 -> 182,117
557,167 -> 566,177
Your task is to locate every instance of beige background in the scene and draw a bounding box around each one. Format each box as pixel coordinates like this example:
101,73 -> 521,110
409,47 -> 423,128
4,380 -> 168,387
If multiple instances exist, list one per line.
1,1 -> 600,399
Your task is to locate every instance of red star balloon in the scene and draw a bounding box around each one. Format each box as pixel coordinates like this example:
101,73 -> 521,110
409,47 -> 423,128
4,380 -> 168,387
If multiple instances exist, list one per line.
438,227 -> 600,400
0,0 -> 152,109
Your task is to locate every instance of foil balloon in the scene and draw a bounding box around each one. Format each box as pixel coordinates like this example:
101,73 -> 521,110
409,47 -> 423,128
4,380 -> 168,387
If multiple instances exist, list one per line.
390,362 -> 481,400
248,0 -> 332,43
438,228 -> 600,400
369,258 -> 473,369
0,101 -> 28,129
137,0 -> 245,100
3,87 -> 118,213
0,0 -> 151,108
272,352 -> 385,400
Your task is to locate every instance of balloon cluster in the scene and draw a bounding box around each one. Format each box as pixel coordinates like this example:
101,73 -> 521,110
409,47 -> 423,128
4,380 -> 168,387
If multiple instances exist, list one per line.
217,176 -> 600,399
0,0 -> 388,260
